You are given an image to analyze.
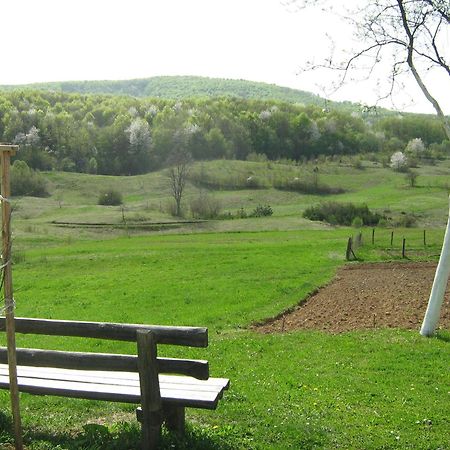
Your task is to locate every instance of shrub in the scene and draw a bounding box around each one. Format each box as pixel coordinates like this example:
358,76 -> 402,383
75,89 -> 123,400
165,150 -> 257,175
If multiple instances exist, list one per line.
190,191 -> 222,219
236,207 -> 248,219
98,189 -> 123,206
351,216 -> 363,228
394,212 -> 417,228
303,202 -> 383,226
250,204 -> 273,217
10,160 -> 49,197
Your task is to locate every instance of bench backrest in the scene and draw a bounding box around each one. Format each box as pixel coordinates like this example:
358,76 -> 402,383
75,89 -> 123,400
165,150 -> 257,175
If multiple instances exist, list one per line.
0,317 -> 209,379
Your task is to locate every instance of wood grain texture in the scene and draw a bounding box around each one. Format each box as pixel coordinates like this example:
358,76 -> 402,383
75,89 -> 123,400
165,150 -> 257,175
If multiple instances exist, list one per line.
0,348 -> 209,379
0,317 -> 208,347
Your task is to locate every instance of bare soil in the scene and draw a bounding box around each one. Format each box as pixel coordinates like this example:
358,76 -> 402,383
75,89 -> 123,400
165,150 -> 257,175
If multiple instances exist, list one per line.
256,262 -> 450,334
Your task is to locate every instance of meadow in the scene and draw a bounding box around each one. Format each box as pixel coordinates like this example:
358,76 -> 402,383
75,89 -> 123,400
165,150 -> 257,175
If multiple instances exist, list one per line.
0,159 -> 449,449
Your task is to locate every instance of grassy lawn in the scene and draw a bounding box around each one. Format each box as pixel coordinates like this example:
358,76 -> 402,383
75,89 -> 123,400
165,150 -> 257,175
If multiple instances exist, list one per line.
0,228 -> 448,449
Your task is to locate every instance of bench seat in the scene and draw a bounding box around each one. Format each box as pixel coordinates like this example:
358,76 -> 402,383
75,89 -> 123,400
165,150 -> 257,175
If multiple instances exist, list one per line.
0,364 -> 229,409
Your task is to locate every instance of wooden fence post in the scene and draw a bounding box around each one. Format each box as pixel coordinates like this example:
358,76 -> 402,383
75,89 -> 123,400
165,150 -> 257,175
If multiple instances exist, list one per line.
346,237 -> 352,260
372,228 -> 375,245
423,229 -> 426,247
0,144 -> 23,450
402,238 -> 406,258
346,237 -> 357,261
391,231 -> 394,247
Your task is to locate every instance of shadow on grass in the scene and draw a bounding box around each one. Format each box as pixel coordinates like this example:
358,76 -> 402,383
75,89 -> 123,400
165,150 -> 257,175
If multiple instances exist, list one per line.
435,330 -> 450,343
0,412 -> 238,450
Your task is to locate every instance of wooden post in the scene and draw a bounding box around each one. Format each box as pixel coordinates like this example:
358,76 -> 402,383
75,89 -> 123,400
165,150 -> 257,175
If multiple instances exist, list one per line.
346,237 -> 352,260
391,231 -> 394,247
402,238 -> 406,258
163,405 -> 185,434
0,144 -> 23,450
423,229 -> 426,247
137,330 -> 162,450
372,228 -> 375,245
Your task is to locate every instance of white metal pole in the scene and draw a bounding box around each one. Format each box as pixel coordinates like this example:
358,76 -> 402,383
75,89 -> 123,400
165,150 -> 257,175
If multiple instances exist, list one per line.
420,195 -> 450,337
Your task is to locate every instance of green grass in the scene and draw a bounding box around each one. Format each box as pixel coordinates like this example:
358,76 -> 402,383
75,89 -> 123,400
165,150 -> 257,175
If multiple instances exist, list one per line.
1,228 -> 449,449
0,159 -> 449,449
10,158 -> 450,246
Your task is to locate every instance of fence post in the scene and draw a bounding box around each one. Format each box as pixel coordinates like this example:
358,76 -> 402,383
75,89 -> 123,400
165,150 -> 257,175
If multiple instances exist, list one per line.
402,238 -> 406,258
423,229 -> 426,247
391,230 -> 394,247
346,237 -> 353,261
372,228 -> 375,245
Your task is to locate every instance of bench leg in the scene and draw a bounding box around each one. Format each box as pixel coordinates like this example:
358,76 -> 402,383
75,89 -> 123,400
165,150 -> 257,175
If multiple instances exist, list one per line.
163,405 -> 185,435
136,408 -> 162,450
142,411 -> 162,450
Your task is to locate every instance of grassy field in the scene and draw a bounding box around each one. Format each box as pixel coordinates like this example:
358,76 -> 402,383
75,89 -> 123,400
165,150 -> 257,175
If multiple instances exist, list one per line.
11,158 -> 450,246
0,159 -> 449,449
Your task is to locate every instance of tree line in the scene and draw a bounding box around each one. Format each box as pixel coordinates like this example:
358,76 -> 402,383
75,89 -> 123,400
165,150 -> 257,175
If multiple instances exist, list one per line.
0,90 -> 447,176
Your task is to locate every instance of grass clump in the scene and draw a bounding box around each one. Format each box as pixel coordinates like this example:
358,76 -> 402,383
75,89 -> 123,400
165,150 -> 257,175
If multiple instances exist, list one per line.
304,201 -> 383,226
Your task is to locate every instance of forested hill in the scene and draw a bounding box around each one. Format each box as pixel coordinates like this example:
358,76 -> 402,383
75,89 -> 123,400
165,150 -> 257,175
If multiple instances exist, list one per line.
0,89 -> 447,177
0,76 -> 330,106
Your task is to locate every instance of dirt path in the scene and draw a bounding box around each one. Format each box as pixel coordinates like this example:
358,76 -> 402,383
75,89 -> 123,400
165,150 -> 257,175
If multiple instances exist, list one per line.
256,262 -> 450,333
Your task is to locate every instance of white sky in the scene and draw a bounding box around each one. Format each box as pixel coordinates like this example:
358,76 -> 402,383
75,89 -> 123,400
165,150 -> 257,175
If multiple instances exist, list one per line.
1,0 -> 449,114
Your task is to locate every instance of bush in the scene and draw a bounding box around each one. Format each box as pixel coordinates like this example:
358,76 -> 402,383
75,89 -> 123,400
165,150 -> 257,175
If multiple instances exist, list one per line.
394,212 -> 417,228
10,160 -> 49,197
190,191 -> 222,219
351,216 -> 363,228
304,202 -> 383,226
250,204 -> 273,217
98,189 -> 123,206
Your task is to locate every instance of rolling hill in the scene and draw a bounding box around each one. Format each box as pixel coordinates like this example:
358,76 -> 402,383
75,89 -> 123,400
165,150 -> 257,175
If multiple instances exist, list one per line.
0,75 -> 337,107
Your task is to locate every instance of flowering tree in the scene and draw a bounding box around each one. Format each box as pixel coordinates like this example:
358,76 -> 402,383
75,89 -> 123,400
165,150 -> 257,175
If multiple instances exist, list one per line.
405,137 -> 426,156
390,151 -> 408,170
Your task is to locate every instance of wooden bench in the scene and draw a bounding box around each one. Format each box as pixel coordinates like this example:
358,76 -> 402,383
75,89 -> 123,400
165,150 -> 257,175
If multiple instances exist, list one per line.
0,317 -> 229,449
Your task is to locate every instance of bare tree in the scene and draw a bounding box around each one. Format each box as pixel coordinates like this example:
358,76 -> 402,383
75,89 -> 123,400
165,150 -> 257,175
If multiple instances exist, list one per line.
289,0 -> 450,140
167,143 -> 192,217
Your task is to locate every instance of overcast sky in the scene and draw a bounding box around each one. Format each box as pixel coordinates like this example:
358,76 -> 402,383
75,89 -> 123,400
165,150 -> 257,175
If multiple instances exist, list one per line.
2,0 -> 449,114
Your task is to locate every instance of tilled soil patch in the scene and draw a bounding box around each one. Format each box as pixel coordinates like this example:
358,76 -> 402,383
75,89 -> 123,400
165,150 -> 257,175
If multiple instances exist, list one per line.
256,262 -> 450,333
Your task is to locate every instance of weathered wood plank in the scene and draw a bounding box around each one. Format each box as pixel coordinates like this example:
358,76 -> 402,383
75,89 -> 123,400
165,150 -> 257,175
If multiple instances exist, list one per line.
0,375 -> 221,408
0,365 -> 228,393
0,317 -> 208,347
0,348 -> 209,379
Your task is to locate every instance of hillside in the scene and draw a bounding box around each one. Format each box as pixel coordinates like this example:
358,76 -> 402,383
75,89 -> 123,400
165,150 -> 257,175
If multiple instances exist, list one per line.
0,75 -> 334,106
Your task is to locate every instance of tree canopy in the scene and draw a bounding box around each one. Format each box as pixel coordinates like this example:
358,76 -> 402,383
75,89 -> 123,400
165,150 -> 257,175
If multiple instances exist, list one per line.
0,89 -> 446,176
